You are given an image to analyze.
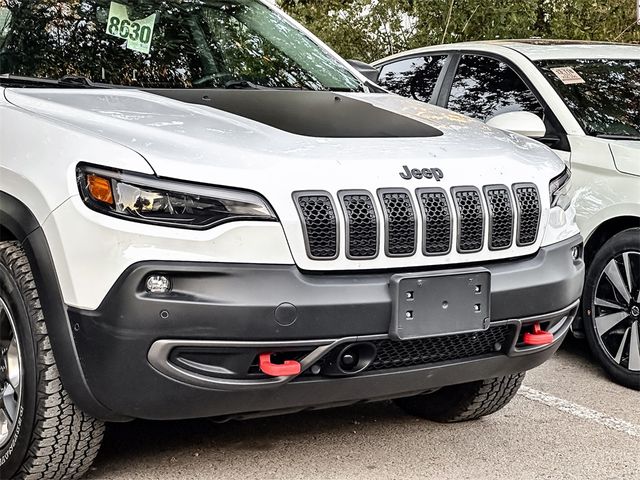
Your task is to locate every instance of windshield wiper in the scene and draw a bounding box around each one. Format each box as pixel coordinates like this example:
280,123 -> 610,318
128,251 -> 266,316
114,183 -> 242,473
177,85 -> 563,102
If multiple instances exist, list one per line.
224,80 -> 262,90
327,87 -> 361,93
58,75 -> 101,87
0,74 -> 110,88
595,134 -> 640,141
223,80 -> 316,91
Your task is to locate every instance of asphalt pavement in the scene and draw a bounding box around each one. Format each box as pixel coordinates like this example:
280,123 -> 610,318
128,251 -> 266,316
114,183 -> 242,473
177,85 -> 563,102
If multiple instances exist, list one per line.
86,337 -> 640,480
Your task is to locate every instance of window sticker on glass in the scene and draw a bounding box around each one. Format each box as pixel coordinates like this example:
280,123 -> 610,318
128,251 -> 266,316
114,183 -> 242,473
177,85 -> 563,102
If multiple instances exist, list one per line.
0,7 -> 12,38
550,67 -> 585,85
106,2 -> 157,54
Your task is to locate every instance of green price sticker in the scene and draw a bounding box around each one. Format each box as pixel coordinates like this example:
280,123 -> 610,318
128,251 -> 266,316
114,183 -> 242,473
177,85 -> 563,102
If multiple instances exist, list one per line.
106,2 -> 156,54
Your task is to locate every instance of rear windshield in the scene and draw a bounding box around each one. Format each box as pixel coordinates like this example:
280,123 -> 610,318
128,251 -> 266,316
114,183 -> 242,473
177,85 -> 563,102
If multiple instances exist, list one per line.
0,0 -> 362,91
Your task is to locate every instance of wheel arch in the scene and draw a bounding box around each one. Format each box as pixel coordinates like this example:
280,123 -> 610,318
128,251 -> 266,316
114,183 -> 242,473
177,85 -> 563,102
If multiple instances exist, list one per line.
0,191 -> 129,421
584,216 -> 640,267
572,216 -> 640,336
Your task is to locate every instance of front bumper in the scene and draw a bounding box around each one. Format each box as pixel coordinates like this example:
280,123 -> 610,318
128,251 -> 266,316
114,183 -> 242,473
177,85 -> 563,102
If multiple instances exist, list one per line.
67,235 -> 583,421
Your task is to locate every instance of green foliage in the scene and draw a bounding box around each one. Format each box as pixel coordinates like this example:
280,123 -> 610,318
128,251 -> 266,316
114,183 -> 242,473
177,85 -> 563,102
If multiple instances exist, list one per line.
280,0 -> 640,62
281,0 -> 413,61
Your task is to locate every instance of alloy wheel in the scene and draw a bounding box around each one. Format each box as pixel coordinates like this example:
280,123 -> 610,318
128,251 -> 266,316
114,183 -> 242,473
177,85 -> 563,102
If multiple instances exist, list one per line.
592,251 -> 640,372
0,296 -> 22,448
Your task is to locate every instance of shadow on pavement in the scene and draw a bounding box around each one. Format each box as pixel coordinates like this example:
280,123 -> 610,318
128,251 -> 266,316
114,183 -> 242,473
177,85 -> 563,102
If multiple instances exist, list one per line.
90,400 -> 407,472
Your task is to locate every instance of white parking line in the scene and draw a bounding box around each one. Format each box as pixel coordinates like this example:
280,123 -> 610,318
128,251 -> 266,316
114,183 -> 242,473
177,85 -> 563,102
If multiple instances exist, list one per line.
518,386 -> 640,438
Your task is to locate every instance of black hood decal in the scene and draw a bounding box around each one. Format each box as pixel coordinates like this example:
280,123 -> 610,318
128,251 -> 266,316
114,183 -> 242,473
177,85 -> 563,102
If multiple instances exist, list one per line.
148,89 -> 443,139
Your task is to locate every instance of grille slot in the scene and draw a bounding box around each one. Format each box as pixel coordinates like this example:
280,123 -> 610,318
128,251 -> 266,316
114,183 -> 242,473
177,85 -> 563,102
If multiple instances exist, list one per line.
416,188 -> 452,255
514,184 -> 541,246
484,186 -> 514,250
293,193 -> 339,260
368,325 -> 514,371
378,190 -> 417,257
452,187 -> 484,253
339,191 -> 379,259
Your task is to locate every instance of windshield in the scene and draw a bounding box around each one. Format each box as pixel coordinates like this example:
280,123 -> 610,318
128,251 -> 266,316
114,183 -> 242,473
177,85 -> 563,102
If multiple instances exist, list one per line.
0,0 -> 362,91
536,59 -> 640,139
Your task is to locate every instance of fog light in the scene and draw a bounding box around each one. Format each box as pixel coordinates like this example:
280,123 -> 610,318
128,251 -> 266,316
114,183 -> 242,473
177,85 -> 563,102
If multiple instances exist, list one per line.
146,275 -> 171,293
571,246 -> 580,260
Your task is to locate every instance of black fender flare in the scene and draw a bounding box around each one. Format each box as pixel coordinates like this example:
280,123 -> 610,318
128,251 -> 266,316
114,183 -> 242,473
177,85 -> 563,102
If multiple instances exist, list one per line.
0,191 -> 129,421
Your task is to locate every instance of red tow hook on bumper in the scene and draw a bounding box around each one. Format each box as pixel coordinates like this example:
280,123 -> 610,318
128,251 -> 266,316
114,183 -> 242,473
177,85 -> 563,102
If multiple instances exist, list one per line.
259,353 -> 301,377
523,323 -> 554,346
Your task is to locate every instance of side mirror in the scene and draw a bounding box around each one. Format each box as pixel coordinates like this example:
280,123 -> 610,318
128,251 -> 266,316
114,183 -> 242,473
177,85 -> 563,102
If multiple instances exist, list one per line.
486,111 -> 546,139
347,59 -> 380,83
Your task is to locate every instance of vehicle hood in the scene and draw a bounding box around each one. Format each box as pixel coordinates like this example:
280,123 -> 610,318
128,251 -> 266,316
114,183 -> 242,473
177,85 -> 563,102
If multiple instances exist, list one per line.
4,88 -> 564,192
609,140 -> 640,177
5,87 -> 569,271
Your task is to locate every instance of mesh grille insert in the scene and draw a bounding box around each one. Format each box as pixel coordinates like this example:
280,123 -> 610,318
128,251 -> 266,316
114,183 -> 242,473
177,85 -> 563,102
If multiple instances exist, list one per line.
485,186 -> 514,250
340,192 -> 378,258
514,185 -> 541,246
295,194 -> 338,259
417,189 -> 452,255
294,184 -> 539,260
380,191 -> 416,256
453,188 -> 484,252
368,325 -> 514,371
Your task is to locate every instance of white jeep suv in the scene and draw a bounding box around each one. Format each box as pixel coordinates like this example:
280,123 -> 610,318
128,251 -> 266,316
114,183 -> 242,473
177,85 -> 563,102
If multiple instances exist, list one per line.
0,4 -> 583,479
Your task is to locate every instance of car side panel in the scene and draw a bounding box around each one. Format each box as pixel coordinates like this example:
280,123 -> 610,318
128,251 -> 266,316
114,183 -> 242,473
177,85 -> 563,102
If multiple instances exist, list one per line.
568,135 -> 640,242
0,94 -> 154,226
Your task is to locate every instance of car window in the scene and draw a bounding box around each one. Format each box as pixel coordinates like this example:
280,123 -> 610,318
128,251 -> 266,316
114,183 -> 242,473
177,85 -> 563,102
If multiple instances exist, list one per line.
378,55 -> 447,102
447,55 -> 543,121
0,0 -> 362,91
536,59 -> 640,139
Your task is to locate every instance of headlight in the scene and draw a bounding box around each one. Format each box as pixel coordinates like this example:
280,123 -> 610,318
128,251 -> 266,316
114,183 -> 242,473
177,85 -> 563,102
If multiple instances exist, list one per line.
77,165 -> 277,229
549,166 -> 572,210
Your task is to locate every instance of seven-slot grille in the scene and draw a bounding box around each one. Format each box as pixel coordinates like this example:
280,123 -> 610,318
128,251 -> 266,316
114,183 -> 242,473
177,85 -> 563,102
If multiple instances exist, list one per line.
294,184 -> 541,260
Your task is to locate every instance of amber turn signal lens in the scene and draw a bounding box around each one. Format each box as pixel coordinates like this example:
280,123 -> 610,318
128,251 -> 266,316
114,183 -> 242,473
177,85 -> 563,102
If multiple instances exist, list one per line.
87,174 -> 114,204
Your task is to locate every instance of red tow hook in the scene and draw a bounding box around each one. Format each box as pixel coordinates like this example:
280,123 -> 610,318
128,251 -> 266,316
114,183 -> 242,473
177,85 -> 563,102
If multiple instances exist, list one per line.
523,323 -> 554,346
259,353 -> 301,377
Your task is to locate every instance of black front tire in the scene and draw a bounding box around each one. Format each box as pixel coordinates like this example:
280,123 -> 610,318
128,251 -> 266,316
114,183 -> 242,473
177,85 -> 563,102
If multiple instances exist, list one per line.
582,228 -> 640,391
394,373 -> 525,423
0,241 -> 104,480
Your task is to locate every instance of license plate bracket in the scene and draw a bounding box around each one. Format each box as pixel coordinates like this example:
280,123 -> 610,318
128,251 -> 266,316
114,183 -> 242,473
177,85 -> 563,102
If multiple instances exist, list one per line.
390,270 -> 491,340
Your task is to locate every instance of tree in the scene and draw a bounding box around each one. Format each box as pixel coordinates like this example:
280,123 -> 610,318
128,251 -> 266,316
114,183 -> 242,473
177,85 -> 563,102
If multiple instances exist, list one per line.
280,0 -> 640,63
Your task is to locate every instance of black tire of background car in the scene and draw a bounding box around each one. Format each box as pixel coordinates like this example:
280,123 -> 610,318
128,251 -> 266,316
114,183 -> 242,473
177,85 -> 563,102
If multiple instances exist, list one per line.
582,228 -> 640,391
0,241 -> 104,480
394,372 -> 525,422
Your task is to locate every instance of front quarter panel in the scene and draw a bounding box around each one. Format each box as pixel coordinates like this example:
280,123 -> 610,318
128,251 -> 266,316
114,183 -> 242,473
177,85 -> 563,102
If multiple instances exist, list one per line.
0,92 -> 154,226
568,135 -> 640,241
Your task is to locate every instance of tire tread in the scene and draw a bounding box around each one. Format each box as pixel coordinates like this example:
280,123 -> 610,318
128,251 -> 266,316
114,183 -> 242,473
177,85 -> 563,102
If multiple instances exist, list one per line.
0,241 -> 104,480
395,372 -> 525,423
582,228 -> 640,391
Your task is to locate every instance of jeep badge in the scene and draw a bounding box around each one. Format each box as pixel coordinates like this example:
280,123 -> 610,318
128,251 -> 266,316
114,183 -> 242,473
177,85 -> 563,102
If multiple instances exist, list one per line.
399,165 -> 444,181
